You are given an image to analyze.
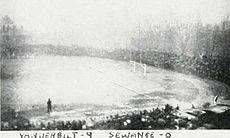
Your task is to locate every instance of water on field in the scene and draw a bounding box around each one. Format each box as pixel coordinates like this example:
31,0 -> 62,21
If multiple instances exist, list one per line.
1,55 -> 229,123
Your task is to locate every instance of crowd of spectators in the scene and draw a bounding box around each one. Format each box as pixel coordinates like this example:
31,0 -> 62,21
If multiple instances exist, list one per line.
2,104 -> 229,130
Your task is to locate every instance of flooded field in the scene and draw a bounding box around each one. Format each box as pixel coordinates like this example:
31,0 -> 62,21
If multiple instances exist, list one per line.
1,55 -> 229,123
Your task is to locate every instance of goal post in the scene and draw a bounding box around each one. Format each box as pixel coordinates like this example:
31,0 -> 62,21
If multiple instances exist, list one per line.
129,51 -> 147,77
130,60 -> 136,72
130,60 -> 147,77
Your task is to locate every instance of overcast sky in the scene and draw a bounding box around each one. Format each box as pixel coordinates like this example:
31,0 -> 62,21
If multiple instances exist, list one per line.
1,0 -> 229,48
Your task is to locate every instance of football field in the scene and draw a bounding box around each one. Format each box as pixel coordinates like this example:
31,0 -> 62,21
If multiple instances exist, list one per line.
3,55 -> 228,122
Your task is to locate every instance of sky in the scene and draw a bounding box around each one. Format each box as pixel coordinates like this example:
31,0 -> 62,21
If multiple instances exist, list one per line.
1,0 -> 229,48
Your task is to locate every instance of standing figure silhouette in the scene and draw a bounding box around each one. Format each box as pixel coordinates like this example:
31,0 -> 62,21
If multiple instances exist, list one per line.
47,98 -> 52,113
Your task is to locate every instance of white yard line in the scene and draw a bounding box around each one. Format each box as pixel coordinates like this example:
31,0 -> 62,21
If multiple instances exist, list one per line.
87,65 -> 152,99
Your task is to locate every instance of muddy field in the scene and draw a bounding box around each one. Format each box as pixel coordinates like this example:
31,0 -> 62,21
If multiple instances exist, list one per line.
1,55 -> 229,123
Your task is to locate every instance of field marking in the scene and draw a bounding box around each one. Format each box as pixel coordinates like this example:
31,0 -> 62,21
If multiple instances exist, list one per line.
87,66 -> 152,99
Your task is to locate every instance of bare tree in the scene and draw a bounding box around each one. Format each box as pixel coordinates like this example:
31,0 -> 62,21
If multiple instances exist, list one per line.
0,15 -> 27,58
173,24 -> 196,57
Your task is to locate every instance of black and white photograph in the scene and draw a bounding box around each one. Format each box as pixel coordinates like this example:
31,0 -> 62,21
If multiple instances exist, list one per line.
1,0 -> 230,132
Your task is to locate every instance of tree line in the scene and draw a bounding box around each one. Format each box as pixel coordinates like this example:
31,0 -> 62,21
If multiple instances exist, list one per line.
1,15 -> 229,86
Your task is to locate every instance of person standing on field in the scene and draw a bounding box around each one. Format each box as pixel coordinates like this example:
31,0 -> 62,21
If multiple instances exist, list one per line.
47,98 -> 52,113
